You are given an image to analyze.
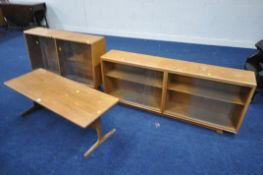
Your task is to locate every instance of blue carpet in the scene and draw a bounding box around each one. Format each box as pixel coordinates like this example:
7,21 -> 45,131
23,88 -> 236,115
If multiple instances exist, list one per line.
0,31 -> 263,175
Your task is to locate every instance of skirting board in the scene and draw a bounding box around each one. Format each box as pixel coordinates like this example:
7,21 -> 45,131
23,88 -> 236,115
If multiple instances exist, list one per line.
62,25 -> 254,49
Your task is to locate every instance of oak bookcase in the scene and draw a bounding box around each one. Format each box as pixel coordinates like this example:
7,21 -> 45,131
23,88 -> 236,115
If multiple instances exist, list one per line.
101,50 -> 257,133
24,27 -> 106,88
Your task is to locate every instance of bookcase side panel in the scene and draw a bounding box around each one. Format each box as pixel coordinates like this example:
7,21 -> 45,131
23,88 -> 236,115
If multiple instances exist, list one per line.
91,39 -> 106,88
235,86 -> 257,131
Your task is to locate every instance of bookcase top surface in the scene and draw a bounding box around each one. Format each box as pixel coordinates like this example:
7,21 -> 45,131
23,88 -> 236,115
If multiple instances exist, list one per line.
24,27 -> 104,44
102,50 -> 257,87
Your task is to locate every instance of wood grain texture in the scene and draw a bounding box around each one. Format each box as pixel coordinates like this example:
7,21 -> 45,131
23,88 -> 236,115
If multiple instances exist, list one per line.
24,27 -> 106,88
101,50 -> 256,87
4,69 -> 119,128
101,50 -> 257,133
24,27 -> 104,44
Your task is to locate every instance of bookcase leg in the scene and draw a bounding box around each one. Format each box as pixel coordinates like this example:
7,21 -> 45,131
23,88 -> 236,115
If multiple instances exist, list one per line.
216,130 -> 224,134
21,102 -> 42,117
84,119 -> 116,157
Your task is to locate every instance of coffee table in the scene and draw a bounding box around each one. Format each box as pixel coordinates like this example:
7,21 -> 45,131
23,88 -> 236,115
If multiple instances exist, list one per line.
4,68 -> 119,157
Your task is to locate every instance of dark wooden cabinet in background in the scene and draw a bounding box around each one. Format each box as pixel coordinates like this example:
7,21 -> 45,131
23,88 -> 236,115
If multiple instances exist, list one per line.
0,2 -> 48,28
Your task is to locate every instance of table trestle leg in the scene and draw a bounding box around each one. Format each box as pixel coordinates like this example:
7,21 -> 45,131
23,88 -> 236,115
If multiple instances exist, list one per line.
84,119 -> 116,157
21,102 -> 42,117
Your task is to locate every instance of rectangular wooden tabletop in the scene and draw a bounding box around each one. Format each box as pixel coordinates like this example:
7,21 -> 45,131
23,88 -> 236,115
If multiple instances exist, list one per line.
4,69 -> 119,128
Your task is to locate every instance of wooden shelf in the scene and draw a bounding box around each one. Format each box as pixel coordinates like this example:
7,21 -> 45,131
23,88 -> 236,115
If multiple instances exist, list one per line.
106,69 -> 163,88
101,50 -> 257,133
168,83 -> 246,105
24,27 -> 106,88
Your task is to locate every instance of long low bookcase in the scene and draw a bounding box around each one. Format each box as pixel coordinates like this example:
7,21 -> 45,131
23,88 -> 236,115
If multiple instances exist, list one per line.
24,27 -> 106,88
101,50 -> 257,133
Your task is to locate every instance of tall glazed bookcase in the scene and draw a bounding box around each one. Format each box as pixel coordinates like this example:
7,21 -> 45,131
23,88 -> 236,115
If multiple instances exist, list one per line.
24,27 -> 106,88
101,50 -> 257,133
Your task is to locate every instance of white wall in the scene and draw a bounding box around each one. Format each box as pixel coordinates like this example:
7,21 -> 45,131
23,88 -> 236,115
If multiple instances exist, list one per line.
13,0 -> 263,48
